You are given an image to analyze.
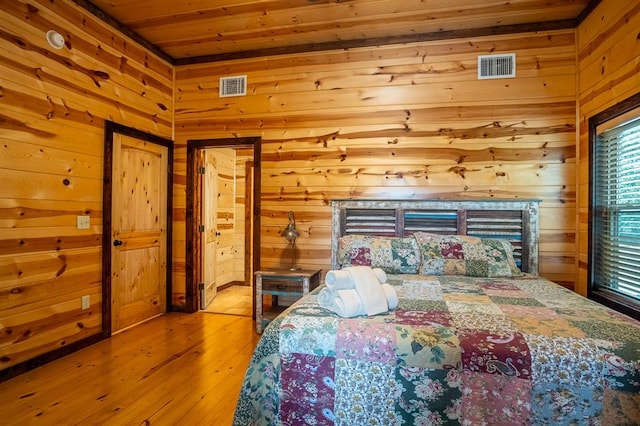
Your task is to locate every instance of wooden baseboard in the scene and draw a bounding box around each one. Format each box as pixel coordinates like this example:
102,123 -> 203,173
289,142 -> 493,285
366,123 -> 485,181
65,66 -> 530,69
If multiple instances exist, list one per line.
217,280 -> 248,292
0,333 -> 105,383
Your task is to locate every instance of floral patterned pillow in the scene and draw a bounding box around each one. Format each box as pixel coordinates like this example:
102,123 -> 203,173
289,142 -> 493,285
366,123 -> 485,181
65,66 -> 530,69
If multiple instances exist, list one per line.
337,235 -> 421,274
413,232 -> 522,277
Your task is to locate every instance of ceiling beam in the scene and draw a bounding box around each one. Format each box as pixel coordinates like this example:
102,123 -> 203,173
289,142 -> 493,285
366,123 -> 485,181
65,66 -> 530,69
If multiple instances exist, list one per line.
174,19 -> 577,66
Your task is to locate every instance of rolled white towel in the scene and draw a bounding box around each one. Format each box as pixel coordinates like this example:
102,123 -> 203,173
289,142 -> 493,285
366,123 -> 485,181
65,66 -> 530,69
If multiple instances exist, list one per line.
317,287 -> 336,310
372,268 -> 387,284
333,289 -> 365,317
345,266 -> 388,316
381,283 -> 398,310
325,269 -> 354,290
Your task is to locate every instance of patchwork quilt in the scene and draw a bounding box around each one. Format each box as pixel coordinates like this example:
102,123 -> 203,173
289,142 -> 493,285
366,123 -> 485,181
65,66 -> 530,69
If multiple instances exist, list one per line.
233,274 -> 640,425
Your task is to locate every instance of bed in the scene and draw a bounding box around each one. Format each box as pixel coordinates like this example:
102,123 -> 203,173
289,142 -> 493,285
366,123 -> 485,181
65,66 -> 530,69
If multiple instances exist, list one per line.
233,199 -> 640,425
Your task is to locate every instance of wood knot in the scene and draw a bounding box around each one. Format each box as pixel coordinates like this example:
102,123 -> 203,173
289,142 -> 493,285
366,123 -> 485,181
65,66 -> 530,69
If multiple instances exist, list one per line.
449,166 -> 467,178
93,70 -> 110,79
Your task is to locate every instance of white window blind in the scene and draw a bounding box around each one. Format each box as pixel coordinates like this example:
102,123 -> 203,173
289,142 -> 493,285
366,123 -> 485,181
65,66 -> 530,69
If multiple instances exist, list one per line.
594,116 -> 640,300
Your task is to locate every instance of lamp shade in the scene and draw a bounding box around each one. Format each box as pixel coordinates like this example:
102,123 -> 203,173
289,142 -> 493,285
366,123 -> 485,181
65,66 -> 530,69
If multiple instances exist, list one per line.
281,224 -> 299,242
281,211 -> 299,242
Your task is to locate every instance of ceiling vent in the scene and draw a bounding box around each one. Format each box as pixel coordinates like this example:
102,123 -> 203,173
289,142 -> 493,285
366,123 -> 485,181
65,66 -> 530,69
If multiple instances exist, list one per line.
219,75 -> 247,97
478,53 -> 516,79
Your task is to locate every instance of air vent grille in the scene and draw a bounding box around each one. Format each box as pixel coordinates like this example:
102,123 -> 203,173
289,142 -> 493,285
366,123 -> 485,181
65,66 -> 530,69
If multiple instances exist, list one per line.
219,75 -> 247,97
478,53 -> 516,79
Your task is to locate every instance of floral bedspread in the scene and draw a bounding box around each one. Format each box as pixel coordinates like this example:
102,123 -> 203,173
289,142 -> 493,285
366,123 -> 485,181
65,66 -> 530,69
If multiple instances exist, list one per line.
233,274 -> 640,425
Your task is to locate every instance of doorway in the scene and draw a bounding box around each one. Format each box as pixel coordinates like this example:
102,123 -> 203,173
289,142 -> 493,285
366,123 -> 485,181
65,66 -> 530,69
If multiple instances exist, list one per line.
186,137 -> 261,317
102,121 -> 173,336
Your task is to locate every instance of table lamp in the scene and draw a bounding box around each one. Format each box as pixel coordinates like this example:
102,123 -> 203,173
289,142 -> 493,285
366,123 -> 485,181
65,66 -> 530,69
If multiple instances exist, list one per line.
281,211 -> 300,270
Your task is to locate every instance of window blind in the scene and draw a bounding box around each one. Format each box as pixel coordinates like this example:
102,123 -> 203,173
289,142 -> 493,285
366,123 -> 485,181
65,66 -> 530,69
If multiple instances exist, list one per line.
594,116 -> 640,300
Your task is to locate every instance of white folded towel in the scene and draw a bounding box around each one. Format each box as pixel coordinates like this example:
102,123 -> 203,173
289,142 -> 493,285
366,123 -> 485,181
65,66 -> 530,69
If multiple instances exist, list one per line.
325,269 -> 353,290
319,268 -> 398,317
333,289 -> 365,317
373,268 -> 387,285
317,287 -> 336,310
381,283 -> 398,310
345,266 -> 388,316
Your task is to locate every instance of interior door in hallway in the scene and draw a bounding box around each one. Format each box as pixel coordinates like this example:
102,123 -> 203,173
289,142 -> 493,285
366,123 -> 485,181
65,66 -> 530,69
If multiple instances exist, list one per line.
211,149 -> 237,293
201,150 -> 218,309
111,133 -> 169,333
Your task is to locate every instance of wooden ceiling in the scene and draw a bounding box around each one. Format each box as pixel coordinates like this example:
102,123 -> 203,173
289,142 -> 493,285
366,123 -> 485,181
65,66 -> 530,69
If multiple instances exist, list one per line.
74,0 -> 600,64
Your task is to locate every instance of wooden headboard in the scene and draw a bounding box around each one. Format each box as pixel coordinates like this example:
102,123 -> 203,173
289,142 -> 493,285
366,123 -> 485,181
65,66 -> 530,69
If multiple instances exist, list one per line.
331,199 -> 540,274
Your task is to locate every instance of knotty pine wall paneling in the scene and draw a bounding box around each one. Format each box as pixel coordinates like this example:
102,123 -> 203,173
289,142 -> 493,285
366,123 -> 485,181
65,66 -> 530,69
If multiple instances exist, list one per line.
0,0 -> 173,374
576,1 -> 640,296
175,29 -> 578,290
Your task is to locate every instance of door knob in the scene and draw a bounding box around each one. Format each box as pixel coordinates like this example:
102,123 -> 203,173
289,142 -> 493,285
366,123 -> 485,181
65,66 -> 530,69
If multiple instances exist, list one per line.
113,239 -> 123,246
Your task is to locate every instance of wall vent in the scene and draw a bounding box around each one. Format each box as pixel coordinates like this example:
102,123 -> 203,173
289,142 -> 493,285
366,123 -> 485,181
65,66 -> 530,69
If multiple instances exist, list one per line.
478,53 -> 516,79
219,75 -> 247,97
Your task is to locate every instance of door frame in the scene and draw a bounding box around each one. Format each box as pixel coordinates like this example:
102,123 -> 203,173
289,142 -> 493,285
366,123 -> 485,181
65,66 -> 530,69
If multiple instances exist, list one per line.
102,121 -> 174,337
185,137 -> 261,315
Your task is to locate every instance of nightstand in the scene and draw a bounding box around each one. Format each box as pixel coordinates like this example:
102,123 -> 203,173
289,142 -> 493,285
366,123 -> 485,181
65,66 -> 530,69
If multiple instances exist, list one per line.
255,269 -> 321,333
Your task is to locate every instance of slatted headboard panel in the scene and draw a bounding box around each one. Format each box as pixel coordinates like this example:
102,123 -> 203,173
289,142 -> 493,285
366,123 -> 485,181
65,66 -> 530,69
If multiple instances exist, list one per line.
331,199 -> 540,274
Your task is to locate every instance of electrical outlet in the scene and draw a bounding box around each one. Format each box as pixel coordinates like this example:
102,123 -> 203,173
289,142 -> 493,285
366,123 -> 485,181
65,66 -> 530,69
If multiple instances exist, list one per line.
76,215 -> 91,230
81,295 -> 90,310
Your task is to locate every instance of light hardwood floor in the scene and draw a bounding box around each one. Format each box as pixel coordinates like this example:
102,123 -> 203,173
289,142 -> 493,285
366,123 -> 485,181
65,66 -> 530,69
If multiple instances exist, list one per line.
204,285 -> 252,316
0,312 -> 260,425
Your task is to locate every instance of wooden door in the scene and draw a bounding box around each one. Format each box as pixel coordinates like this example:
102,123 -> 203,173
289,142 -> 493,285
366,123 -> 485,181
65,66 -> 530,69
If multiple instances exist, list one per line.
201,150 -> 218,309
111,133 -> 169,332
213,149 -> 236,289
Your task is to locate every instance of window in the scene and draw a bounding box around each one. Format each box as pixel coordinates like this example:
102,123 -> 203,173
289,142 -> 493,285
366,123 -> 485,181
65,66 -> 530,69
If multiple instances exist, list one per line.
589,92 -> 640,320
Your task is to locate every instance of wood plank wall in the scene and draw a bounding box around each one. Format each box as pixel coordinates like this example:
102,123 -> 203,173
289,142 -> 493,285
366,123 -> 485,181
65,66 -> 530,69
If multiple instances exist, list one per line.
174,28 -> 579,296
8,0 -> 629,376
0,0 -> 173,372
576,1 -> 640,296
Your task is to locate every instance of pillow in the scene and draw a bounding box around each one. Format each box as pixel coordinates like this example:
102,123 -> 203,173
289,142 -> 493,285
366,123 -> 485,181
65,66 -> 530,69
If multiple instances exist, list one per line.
412,232 -> 522,277
337,234 -> 421,274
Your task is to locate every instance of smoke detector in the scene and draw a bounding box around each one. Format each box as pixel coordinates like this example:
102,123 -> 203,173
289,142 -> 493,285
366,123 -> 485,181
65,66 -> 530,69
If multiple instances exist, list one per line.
46,30 -> 65,49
